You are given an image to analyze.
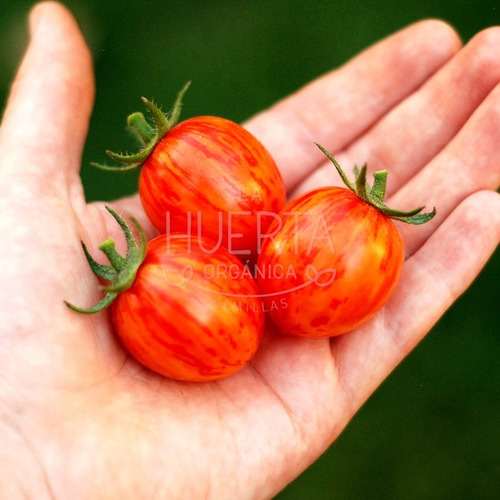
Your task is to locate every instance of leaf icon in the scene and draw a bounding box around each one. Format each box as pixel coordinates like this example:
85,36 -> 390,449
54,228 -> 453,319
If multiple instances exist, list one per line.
305,265 -> 336,287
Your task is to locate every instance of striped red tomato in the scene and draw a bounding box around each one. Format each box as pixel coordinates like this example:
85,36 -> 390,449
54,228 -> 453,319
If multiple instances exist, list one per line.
257,187 -> 405,337
97,84 -> 286,259
256,145 -> 436,338
66,207 -> 265,382
139,115 -> 285,257
112,234 -> 264,381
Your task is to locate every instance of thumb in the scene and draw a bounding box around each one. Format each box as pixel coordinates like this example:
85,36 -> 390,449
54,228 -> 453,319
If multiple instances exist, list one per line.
0,1 -> 94,196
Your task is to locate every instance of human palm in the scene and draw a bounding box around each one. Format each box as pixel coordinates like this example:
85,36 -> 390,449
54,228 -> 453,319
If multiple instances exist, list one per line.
1,3 -> 499,499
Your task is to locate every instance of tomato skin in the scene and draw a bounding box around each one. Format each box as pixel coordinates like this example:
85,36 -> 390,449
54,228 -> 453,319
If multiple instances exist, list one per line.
138,116 -> 286,258
256,187 -> 405,337
111,235 -> 265,381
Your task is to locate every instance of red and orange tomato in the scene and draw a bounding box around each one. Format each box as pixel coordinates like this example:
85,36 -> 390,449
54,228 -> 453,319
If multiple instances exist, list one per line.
97,85 -> 286,260
112,234 -> 265,381
66,207 -> 265,382
257,186 -> 404,337
256,145 -> 435,338
139,115 -> 285,258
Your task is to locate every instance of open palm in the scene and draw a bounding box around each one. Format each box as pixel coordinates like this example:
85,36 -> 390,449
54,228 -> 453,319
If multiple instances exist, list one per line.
1,3 -> 499,499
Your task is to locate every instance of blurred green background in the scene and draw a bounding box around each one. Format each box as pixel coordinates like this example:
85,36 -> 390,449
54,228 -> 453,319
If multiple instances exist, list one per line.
1,0 -> 499,498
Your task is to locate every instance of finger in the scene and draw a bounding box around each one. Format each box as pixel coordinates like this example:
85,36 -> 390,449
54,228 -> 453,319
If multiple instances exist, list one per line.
294,27 -> 500,197
331,190 -> 500,418
391,81 -> 500,256
244,20 -> 461,193
0,2 -> 94,194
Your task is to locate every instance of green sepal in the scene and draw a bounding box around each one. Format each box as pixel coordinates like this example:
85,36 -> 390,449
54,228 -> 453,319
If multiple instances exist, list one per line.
375,204 -> 425,219
106,145 -> 156,166
354,165 -> 370,201
165,81 -> 190,128
141,97 -> 170,139
93,81 -> 191,173
81,242 -> 116,282
391,207 -> 437,224
103,211 -> 147,294
90,160 -> 142,172
65,292 -> 118,315
315,143 -> 436,225
65,206 -> 147,314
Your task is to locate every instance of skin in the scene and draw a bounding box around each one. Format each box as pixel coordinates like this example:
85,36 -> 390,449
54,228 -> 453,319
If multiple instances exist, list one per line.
0,2 -> 499,499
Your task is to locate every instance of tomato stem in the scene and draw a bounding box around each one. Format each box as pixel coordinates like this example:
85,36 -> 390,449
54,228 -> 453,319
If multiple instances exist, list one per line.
127,112 -> 156,146
92,81 -> 191,172
370,170 -> 388,201
315,143 -> 436,225
65,207 -> 147,314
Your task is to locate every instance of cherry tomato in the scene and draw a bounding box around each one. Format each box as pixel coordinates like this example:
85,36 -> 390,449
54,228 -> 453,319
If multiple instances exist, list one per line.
97,85 -> 286,259
256,145 -> 435,338
140,115 -> 285,258
112,234 -> 264,381
66,208 -> 265,382
257,187 -> 404,337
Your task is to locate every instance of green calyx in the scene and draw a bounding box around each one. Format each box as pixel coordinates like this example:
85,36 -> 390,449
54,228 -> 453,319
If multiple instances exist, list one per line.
315,143 -> 436,224
65,207 -> 147,314
93,82 -> 191,172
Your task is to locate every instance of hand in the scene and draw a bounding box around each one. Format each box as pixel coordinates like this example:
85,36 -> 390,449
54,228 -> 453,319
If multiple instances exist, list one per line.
0,2 -> 498,498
